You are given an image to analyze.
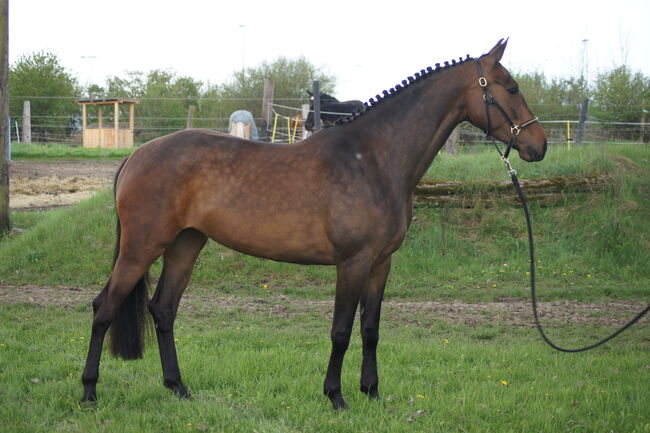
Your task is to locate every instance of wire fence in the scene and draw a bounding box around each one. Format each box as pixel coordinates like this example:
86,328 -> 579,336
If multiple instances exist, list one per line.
8,96 -> 650,146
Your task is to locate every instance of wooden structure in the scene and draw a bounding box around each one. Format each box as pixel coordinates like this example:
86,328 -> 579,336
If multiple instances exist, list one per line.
77,98 -> 139,148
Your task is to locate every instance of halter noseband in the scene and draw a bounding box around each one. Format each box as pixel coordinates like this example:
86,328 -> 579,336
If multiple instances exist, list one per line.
475,60 -> 539,160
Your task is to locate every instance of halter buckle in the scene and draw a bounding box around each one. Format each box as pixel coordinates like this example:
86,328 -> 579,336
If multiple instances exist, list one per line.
510,124 -> 521,136
478,77 -> 488,87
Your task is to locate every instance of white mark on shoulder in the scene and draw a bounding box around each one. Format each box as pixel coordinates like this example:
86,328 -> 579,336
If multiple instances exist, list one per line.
355,153 -> 363,160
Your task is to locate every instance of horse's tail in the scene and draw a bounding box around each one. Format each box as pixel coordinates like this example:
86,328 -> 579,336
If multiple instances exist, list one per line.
108,157 -> 151,360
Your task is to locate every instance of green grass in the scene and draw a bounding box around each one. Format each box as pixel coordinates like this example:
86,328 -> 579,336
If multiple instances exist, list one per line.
0,303 -> 648,433
10,142 -> 135,160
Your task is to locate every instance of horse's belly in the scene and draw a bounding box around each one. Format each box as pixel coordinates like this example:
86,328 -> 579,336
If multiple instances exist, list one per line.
195,211 -> 335,265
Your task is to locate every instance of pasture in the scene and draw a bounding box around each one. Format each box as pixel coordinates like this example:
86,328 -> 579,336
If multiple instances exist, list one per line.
0,143 -> 649,432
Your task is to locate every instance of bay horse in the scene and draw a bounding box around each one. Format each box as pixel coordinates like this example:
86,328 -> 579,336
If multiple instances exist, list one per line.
81,39 -> 547,410
304,92 -> 364,132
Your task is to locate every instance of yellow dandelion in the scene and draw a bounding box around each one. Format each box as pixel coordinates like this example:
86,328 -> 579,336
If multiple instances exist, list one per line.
69,338 -> 76,342
416,394 -> 426,399
587,274 -> 592,278
174,338 -> 180,342
0,344 -> 5,347
443,339 -> 449,344
492,284 -> 497,288
186,423 -> 193,427
263,284 -> 268,289
80,337 -> 85,341
501,380 -> 508,386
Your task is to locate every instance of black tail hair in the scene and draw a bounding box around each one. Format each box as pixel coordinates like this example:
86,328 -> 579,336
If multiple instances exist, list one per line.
107,157 -> 151,360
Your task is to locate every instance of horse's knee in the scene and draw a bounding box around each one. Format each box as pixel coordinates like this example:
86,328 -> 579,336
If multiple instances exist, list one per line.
331,329 -> 352,351
361,327 -> 379,348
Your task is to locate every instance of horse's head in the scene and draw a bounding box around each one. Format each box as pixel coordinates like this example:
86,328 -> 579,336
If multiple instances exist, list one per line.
465,39 -> 547,162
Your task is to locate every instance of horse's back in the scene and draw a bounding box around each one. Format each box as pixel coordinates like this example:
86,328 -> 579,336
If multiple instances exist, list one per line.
115,129 -> 340,263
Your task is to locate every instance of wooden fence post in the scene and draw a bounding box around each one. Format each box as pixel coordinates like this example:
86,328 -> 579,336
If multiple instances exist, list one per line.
0,0 -> 9,234
186,105 -> 196,129
22,100 -> 31,143
261,78 -> 274,141
444,127 -> 458,155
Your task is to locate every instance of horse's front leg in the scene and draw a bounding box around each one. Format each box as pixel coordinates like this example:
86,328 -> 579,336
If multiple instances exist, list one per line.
323,255 -> 370,410
359,256 -> 391,400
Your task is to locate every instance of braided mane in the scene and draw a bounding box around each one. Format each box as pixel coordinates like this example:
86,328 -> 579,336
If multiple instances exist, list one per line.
335,54 -> 474,126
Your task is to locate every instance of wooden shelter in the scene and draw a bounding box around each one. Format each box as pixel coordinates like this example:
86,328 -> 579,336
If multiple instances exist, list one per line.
77,98 -> 139,148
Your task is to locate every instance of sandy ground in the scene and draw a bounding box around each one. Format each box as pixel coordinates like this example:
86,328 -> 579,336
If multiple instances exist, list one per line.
0,285 -> 647,330
9,160 -> 122,210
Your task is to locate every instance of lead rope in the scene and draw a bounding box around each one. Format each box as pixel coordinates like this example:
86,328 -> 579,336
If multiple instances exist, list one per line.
504,156 -> 650,352
476,56 -> 649,350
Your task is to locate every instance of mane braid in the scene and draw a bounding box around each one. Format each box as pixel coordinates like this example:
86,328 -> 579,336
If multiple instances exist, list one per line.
335,54 -> 475,126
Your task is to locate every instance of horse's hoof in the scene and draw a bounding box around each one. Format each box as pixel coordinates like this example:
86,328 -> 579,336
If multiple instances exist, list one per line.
168,382 -> 191,400
177,389 -> 192,400
331,396 -> 349,410
360,384 -> 379,400
79,392 -> 97,406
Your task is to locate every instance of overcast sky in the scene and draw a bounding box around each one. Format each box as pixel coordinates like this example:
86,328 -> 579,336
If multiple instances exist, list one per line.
9,0 -> 650,101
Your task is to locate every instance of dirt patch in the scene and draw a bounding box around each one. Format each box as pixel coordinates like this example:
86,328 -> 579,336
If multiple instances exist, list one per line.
1,285 -> 646,329
9,160 -> 122,210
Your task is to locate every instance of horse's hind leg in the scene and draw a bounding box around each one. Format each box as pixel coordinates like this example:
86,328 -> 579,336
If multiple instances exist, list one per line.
359,256 -> 391,400
81,252 -> 159,403
148,228 -> 207,398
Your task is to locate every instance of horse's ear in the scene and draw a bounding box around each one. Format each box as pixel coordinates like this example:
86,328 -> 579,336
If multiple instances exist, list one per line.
486,38 -> 508,65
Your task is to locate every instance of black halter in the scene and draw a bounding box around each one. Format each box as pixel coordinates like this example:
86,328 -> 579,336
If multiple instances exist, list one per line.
475,59 -> 538,160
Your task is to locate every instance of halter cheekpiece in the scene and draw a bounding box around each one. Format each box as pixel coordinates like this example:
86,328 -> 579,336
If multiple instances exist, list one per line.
475,59 -> 538,160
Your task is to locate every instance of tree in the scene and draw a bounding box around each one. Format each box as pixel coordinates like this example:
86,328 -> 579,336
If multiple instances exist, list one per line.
105,69 -> 202,141
513,71 -> 588,121
200,56 -> 336,131
9,51 -> 79,141
591,66 -> 649,123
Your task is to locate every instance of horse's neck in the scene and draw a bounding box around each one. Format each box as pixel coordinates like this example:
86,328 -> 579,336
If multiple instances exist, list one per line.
357,67 -> 469,192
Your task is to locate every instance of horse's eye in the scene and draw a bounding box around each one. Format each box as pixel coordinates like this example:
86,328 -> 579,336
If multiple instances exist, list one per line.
508,87 -> 519,95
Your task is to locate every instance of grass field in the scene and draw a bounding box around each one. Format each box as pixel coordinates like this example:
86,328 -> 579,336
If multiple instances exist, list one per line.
1,142 -> 649,432
9,142 -> 134,160
1,302 -> 648,433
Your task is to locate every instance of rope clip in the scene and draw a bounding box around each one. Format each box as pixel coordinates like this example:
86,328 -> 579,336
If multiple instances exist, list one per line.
501,156 -> 517,177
